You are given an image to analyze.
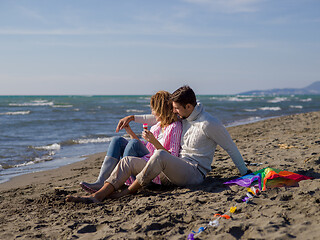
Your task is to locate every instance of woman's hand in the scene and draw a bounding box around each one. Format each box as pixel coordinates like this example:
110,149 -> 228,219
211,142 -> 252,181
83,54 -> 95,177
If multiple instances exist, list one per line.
116,115 -> 134,132
142,129 -> 170,153
142,130 -> 157,144
143,130 -> 170,153
124,124 -> 139,140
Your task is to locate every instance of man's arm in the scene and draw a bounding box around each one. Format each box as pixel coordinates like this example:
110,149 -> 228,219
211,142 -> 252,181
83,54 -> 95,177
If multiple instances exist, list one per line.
205,121 -> 248,175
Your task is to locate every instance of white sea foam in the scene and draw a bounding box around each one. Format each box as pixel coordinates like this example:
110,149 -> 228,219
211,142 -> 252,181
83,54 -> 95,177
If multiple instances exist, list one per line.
244,109 -> 257,112
9,100 -> 54,107
246,116 -> 261,121
300,98 -> 312,102
15,145 -> 58,168
76,137 -> 113,144
259,107 -> 281,111
0,111 -> 31,115
227,116 -> 262,127
290,105 -> 303,109
228,97 -> 253,102
14,161 -> 35,168
209,97 -> 218,100
267,97 -> 288,103
14,155 -> 53,168
211,96 -> 253,102
52,105 -> 73,108
126,109 -> 144,113
34,143 -> 61,151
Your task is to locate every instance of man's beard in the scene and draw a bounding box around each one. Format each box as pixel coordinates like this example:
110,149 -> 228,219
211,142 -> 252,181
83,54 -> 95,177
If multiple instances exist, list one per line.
176,114 -> 186,120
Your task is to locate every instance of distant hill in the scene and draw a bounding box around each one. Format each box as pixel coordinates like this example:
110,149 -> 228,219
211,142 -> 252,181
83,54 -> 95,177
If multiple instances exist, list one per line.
239,81 -> 320,95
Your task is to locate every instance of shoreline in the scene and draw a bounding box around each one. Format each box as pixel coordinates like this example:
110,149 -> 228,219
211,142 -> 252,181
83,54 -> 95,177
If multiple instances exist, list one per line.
0,153 -> 105,192
1,111 -> 319,239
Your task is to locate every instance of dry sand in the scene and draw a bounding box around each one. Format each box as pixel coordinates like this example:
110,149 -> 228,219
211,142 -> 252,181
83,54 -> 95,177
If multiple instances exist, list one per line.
0,111 -> 319,240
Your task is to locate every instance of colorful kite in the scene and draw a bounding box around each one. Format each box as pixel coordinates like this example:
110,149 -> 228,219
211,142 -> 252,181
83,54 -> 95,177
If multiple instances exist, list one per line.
224,167 -> 313,191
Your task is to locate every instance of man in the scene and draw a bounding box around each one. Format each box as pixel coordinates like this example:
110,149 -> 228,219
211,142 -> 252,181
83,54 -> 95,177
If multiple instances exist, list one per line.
66,86 -> 249,203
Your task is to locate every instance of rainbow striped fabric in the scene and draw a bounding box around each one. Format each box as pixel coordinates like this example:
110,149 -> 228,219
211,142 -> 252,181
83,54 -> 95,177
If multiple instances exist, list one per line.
224,167 -> 313,191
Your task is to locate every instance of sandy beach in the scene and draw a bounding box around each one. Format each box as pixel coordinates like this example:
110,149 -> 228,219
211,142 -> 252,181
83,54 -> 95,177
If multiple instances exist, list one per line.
0,111 -> 319,240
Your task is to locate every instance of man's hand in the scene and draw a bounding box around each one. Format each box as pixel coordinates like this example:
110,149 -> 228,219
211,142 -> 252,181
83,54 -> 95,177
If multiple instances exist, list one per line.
116,115 -> 134,132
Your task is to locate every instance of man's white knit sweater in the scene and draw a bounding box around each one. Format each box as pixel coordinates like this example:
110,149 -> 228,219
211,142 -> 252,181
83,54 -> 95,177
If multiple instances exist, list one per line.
134,102 -> 248,176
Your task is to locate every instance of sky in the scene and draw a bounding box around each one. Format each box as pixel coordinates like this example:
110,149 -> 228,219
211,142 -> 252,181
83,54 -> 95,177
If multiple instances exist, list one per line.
0,0 -> 319,95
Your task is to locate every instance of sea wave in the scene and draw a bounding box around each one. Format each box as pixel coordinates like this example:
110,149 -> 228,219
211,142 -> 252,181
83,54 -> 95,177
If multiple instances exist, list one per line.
300,98 -> 312,102
75,137 -> 113,144
14,155 -> 53,168
34,143 -> 61,151
10,136 -> 112,170
227,116 -> 262,127
244,109 -> 257,112
259,107 -> 282,111
52,104 -> 73,108
210,96 -> 253,102
10,144 -> 61,169
9,100 -> 54,107
139,97 -> 151,100
14,161 -> 37,168
126,109 -> 144,113
290,105 -> 303,109
58,136 -> 113,146
267,97 -> 288,103
228,97 -> 253,102
0,111 -> 31,115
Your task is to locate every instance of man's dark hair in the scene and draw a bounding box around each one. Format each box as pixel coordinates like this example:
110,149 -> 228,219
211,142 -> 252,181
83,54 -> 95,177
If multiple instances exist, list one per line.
170,85 -> 197,108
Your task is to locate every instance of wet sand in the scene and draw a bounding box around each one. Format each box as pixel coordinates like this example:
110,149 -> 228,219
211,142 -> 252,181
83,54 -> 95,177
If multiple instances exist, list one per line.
0,111 -> 319,239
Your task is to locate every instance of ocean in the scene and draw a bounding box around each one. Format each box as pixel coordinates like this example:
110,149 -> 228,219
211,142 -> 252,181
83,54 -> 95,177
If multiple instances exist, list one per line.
0,94 -> 319,183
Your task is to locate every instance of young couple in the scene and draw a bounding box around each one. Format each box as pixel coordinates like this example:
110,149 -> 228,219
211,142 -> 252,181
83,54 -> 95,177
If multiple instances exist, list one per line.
66,86 -> 249,203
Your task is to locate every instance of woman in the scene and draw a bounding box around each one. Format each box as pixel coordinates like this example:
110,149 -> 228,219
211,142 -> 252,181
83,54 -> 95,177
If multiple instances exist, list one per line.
73,90 -> 182,199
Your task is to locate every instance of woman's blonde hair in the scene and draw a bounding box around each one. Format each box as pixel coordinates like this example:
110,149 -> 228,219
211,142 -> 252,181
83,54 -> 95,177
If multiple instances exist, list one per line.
150,91 -> 178,128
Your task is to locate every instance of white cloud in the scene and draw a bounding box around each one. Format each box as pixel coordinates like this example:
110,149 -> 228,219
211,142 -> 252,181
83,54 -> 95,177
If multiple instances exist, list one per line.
16,4 -> 47,23
182,0 -> 263,13
108,40 -> 257,49
264,16 -> 292,25
0,28 -> 112,36
0,25 -> 232,38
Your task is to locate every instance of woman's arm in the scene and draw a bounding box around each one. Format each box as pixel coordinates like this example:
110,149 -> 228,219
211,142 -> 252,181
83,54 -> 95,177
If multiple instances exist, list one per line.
134,114 -> 158,126
116,114 -> 157,133
124,125 -> 139,140
116,115 -> 135,132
